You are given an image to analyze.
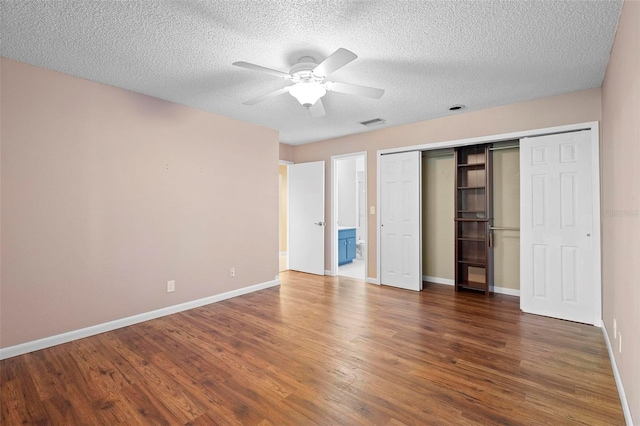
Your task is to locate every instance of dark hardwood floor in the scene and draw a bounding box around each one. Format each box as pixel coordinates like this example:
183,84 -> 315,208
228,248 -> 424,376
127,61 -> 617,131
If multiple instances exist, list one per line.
1,271 -> 624,425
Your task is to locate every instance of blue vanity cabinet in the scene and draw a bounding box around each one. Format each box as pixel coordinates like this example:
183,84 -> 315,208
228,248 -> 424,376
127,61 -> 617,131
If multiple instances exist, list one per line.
338,228 -> 357,265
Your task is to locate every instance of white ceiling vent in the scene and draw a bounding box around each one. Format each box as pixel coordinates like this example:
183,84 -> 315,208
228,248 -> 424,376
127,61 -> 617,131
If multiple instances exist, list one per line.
360,118 -> 386,127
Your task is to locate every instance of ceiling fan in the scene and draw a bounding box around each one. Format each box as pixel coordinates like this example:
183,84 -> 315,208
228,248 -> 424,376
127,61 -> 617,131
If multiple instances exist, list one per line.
233,48 -> 384,117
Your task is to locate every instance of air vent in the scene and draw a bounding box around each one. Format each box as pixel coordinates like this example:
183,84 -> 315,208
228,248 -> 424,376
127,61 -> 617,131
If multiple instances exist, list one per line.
360,118 -> 386,127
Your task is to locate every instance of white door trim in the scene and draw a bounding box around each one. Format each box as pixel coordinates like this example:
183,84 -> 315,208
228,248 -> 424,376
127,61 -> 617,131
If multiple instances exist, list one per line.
589,125 -> 602,325
376,121 -> 600,306
378,121 -> 599,156
330,151 -> 367,278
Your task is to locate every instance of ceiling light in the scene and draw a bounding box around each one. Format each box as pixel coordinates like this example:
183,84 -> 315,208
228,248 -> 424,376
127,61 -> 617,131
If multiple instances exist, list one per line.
289,82 -> 326,107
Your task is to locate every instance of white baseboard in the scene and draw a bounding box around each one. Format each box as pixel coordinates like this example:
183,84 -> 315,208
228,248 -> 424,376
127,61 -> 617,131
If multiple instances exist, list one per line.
423,275 -> 454,285
324,269 -> 333,276
422,275 -> 520,296
494,286 -> 520,297
0,278 -> 281,360
366,277 -> 380,285
602,323 -> 633,425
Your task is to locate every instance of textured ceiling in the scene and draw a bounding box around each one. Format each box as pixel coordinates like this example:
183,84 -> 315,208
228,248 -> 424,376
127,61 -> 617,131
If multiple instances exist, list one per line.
0,1 -> 623,145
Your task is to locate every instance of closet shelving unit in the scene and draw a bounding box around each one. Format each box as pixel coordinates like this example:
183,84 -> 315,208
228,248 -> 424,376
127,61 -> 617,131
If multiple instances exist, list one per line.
454,145 -> 494,295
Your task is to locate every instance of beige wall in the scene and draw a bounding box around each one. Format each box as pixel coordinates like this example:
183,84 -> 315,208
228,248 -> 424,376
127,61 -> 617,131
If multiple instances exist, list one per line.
0,61 -> 3,326
292,88 -> 601,278
279,143 -> 294,162
601,1 -> 639,423
279,164 -> 288,253
492,147 -> 520,290
422,153 -> 454,281
0,58 -> 279,348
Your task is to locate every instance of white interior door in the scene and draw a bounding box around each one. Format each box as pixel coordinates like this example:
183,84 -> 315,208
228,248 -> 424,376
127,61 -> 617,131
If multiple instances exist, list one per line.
289,161 -> 325,275
520,130 -> 599,325
380,151 -> 421,291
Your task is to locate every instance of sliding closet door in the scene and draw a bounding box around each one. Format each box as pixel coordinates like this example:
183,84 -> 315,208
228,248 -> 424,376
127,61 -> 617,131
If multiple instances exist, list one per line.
380,151 -> 422,291
520,130 -> 600,325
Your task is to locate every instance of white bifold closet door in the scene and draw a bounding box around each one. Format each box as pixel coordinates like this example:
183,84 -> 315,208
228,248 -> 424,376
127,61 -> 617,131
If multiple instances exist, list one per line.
520,130 -> 600,325
380,151 -> 422,291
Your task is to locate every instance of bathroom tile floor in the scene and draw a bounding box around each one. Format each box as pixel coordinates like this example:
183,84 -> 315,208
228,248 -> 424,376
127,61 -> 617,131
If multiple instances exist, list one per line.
338,259 -> 365,280
280,253 -> 365,281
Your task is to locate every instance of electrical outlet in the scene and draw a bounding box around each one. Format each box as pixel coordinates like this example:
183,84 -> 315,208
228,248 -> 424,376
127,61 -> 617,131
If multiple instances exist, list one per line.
167,280 -> 175,293
613,318 -> 617,337
618,333 -> 622,353
230,268 -> 235,278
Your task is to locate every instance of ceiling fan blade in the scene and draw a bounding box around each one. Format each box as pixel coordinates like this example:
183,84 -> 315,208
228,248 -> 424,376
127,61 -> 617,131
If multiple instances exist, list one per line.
233,61 -> 291,79
313,48 -> 357,77
243,86 -> 291,105
308,98 -> 326,118
326,81 -> 385,99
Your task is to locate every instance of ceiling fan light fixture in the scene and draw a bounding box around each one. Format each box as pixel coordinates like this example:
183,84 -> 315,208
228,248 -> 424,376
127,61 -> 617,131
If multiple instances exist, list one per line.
289,82 -> 326,107
233,48 -> 383,114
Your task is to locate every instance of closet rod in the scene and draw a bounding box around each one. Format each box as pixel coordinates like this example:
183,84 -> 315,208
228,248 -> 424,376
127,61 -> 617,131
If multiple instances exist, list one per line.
490,226 -> 520,231
490,145 -> 519,151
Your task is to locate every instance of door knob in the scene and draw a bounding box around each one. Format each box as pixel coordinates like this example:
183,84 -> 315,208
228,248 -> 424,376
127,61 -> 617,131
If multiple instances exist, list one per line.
315,221 -> 325,226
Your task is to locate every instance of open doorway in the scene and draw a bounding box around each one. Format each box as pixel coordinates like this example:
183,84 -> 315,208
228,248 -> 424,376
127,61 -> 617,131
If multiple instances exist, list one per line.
332,152 -> 367,280
278,162 -> 291,272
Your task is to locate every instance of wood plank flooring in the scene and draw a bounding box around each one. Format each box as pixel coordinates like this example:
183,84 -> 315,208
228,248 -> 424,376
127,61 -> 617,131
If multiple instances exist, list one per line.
1,271 -> 624,425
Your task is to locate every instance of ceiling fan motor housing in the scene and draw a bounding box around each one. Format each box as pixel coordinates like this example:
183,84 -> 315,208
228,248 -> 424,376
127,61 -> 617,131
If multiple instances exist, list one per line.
290,57 -> 325,83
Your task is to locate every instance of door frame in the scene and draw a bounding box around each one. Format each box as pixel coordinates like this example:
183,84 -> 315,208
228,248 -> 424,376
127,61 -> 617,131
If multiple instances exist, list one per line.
330,151 -> 368,277
376,121 -> 601,322
280,160 -> 293,272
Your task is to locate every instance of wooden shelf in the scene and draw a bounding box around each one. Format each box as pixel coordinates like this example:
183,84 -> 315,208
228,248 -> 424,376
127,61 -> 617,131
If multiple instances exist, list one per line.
458,260 -> 487,267
454,145 -> 494,296
457,281 -> 489,292
457,163 -> 486,168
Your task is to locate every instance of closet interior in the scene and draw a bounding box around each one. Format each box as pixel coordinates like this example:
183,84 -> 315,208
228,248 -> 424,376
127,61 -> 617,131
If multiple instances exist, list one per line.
421,141 -> 520,296
454,145 -> 493,295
